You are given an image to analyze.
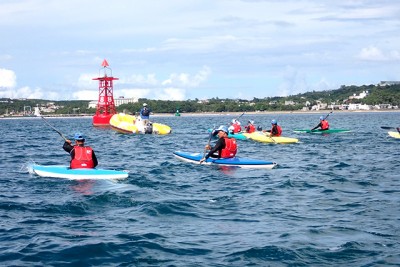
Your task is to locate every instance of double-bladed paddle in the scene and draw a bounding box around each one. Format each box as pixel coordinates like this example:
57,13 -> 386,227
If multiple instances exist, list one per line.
264,131 -> 277,143
201,126 -> 216,163
229,112 -> 245,128
41,116 -> 68,141
324,111 -> 333,120
236,112 -> 245,121
381,126 -> 400,133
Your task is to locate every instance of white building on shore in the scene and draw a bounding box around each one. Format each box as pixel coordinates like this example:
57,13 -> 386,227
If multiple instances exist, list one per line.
88,97 -> 138,108
349,91 -> 368,100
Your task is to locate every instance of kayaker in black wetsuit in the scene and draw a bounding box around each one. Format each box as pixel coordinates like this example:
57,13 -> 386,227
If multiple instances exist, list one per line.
63,133 -> 98,169
200,125 -> 237,163
263,119 -> 282,136
311,116 -> 329,131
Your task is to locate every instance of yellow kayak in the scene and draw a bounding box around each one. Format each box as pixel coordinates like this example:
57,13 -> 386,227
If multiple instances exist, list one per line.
388,131 -> 400,139
243,131 -> 299,144
110,113 -> 172,135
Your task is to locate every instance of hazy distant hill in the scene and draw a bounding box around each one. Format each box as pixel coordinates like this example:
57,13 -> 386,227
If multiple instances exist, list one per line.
282,84 -> 400,106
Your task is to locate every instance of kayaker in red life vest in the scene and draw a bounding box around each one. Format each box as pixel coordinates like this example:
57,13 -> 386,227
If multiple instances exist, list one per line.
63,133 -> 98,169
244,120 -> 256,133
311,116 -> 330,131
200,125 -> 237,164
263,119 -> 282,136
230,119 -> 242,133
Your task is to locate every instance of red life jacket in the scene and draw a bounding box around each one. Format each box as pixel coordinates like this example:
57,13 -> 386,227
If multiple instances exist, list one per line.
70,146 -> 95,169
321,120 -> 329,130
246,124 -> 256,133
271,125 -> 282,136
220,138 -> 237,158
233,123 -> 241,133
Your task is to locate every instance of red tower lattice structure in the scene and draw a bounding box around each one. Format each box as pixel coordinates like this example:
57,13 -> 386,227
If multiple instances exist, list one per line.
92,59 -> 118,126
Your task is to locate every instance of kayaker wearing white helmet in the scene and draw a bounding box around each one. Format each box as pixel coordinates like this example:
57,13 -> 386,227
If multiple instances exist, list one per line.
200,125 -> 238,164
230,119 -> 242,133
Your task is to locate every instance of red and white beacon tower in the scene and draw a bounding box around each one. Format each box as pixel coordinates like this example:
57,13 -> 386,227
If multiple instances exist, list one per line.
92,59 -> 118,126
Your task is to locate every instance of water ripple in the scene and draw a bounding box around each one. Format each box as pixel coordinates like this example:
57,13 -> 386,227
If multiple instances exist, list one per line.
0,113 -> 399,266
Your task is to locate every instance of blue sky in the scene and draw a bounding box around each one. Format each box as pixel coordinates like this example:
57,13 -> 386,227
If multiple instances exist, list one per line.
0,0 -> 399,101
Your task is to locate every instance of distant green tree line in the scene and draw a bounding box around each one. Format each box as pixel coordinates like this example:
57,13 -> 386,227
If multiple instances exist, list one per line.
0,99 -> 95,115
1,84 -> 399,115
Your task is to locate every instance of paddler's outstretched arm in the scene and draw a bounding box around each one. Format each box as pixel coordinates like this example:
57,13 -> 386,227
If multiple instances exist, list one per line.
311,122 -> 322,131
200,139 -> 224,163
63,139 -> 73,153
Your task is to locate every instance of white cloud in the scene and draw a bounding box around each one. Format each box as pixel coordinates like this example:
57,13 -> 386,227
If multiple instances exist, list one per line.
0,68 -> 17,88
121,74 -> 158,86
72,90 -> 99,100
76,73 -> 98,88
156,88 -> 186,101
357,46 -> 387,61
0,67 -> 64,99
162,66 -> 211,87
115,88 -> 151,99
389,50 -> 400,60
356,46 -> 400,62
277,66 -> 336,97
0,85 -> 48,99
278,66 -> 308,96
313,79 -> 333,92
18,86 -> 45,99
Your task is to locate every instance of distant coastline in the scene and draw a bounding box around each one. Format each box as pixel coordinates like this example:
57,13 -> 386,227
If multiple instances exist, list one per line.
1,109 -> 399,120
159,109 -> 400,117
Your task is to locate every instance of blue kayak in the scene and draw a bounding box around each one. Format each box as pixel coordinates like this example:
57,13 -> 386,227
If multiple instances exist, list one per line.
173,151 -> 277,169
29,164 -> 129,180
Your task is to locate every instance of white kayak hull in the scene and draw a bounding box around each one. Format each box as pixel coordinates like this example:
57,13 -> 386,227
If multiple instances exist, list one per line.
29,164 -> 129,180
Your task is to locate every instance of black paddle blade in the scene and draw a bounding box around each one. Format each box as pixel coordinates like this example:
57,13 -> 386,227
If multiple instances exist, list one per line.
381,126 -> 395,130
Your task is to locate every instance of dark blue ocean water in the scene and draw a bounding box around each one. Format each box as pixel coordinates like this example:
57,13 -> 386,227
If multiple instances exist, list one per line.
1,112 -> 399,266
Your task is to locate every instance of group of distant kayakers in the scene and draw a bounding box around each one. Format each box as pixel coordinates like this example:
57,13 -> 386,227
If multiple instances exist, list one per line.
228,119 -> 282,136
226,116 -> 331,137
200,115 -> 331,163
228,118 -> 284,136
